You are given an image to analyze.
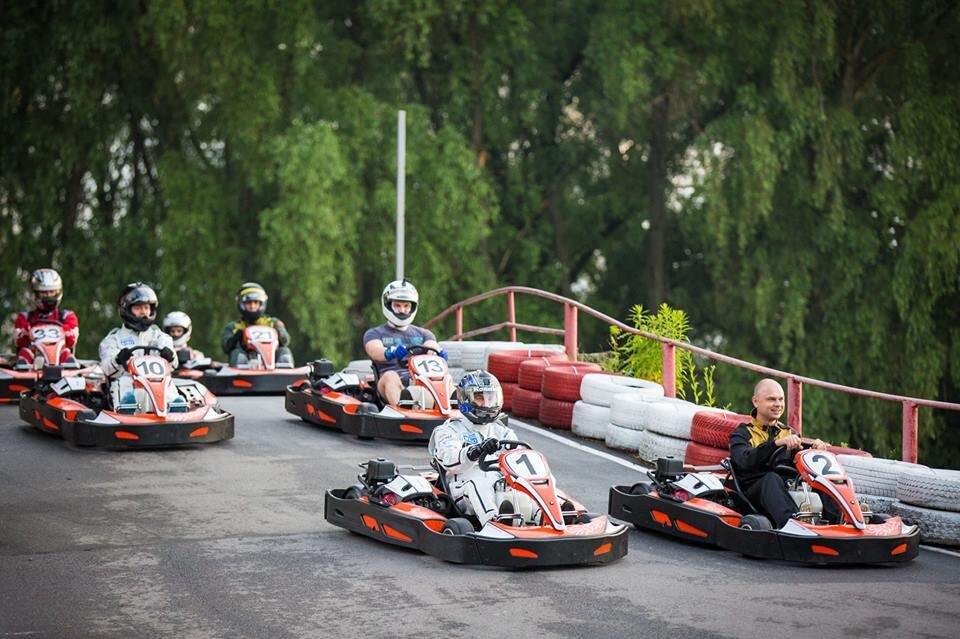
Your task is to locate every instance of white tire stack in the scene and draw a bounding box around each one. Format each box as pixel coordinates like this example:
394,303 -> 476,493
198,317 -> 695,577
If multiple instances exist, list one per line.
891,467 -> 960,546
572,374 -> 663,442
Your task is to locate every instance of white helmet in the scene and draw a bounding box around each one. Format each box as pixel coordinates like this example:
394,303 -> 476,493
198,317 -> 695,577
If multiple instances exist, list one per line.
162,311 -> 193,349
30,268 -> 63,311
381,279 -> 419,329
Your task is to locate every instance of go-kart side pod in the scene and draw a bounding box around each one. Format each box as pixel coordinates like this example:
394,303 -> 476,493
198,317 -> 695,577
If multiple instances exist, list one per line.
202,365 -> 311,395
19,392 -> 234,449
608,485 -> 919,564
325,488 -> 629,568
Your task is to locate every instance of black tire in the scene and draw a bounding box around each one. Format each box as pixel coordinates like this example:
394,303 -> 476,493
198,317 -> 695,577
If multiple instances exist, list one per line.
628,482 -> 654,496
739,514 -> 773,531
441,517 -> 474,536
342,485 -> 363,500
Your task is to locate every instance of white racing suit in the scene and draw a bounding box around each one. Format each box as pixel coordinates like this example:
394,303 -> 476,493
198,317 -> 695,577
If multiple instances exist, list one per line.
428,416 -> 517,526
99,325 -> 178,411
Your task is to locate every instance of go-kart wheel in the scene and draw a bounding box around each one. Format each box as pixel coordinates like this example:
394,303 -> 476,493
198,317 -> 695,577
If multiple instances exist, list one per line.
441,517 -> 474,536
430,493 -> 456,517
739,514 -> 773,531
343,485 -> 363,500
628,481 -> 654,495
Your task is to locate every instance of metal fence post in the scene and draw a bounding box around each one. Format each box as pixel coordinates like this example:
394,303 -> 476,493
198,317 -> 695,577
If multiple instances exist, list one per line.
787,378 -> 803,434
662,342 -> 676,398
564,304 -> 578,361
455,306 -> 463,340
507,290 -> 517,342
902,401 -> 918,463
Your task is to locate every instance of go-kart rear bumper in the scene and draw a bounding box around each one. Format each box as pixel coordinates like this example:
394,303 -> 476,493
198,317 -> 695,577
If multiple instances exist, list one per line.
20,393 -> 234,448
609,485 -> 919,564
326,489 -> 628,567
202,367 -> 310,395
286,384 -> 445,442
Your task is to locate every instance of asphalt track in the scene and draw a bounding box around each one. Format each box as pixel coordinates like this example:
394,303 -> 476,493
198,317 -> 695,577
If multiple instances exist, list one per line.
1,397 -> 958,639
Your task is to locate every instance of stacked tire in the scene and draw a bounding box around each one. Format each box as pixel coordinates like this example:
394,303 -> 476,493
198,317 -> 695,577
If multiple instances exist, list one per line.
512,357 -> 570,419
487,349 -> 568,412
570,374 -> 664,445
538,363 -> 601,429
892,466 -> 960,546
685,411 -> 750,467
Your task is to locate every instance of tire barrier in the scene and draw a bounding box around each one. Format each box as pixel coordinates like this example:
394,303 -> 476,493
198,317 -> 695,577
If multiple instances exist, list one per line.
837,455 -> 931,499
896,468 -> 960,513
638,430 -> 689,464
579,374 -> 664,407
609,392 -> 663,431
800,438 -> 872,458
501,381 -> 517,412
571,401 -> 610,440
627,397 -> 718,440
540,363 -> 602,402
487,349 -> 570,383
511,387 -> 542,419
448,367 -> 466,383
690,411 -> 750,449
606,422 -> 644,452
684,441 -> 729,467
517,357 -> 578,391
888,501 -> 960,546
539,397 -> 575,430
439,341 -> 465,367
859,494 -> 897,514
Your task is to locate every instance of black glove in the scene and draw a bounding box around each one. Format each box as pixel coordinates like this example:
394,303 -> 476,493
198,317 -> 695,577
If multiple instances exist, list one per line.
115,348 -> 133,367
159,347 -> 175,362
466,437 -> 500,461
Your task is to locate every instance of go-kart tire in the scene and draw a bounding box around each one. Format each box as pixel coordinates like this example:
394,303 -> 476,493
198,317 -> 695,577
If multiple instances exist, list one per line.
896,468 -> 960,513
739,514 -> 773,531
684,441 -> 729,467
638,430 -> 690,464
628,481 -> 654,495
838,455 -> 932,499
888,501 -> 960,546
690,410 -> 750,448
488,349 -> 567,383
538,397 -> 575,430
516,357 -> 577,391
540,363 -> 602,402
605,423 -> 644,452
343,485 -> 363,500
511,387 -> 542,418
571,401 -> 610,440
441,517 -> 475,536
579,373 -> 664,407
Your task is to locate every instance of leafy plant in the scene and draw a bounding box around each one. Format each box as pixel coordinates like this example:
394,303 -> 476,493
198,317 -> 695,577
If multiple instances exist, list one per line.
607,303 -> 721,407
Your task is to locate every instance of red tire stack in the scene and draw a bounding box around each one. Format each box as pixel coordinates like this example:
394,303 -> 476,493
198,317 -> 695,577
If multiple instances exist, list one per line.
487,350 -> 566,412
513,356 -> 571,419
686,411 -> 750,466
538,363 -> 602,429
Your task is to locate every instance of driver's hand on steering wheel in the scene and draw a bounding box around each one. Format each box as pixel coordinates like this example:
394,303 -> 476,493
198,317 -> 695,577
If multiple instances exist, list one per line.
466,437 -> 500,461
775,433 -> 802,450
384,344 -> 408,361
809,438 -> 827,450
115,347 -> 133,367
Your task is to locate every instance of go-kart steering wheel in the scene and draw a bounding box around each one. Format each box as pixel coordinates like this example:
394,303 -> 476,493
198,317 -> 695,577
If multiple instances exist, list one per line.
771,444 -> 802,480
477,440 -> 532,471
399,344 -> 442,362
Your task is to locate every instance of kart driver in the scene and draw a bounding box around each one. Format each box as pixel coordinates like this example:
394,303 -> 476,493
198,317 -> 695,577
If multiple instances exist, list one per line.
730,378 -> 839,528
429,370 -> 516,527
363,279 -> 445,406
162,311 -> 205,366
14,268 -> 79,368
99,282 -> 180,411
221,282 -> 293,367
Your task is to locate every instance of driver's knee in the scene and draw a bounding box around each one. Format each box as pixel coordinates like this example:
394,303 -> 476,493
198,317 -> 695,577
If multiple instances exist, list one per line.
378,372 -> 402,403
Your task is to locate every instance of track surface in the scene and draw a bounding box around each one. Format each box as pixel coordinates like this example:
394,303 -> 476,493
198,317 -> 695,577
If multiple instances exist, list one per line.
1,397 -> 958,638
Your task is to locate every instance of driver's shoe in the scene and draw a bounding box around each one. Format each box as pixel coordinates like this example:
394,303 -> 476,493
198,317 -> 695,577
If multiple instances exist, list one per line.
168,395 -> 189,413
61,355 -> 79,368
397,388 -> 416,409
14,357 -> 30,371
117,392 -> 138,415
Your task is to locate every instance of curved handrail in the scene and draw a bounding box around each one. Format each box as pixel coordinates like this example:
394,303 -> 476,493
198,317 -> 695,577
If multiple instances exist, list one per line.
424,285 -> 960,462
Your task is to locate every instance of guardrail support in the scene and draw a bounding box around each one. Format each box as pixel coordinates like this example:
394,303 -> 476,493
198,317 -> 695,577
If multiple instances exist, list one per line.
902,401 -> 918,463
787,378 -> 802,434
455,306 -> 463,340
662,343 -> 676,398
564,304 -> 578,361
507,291 -> 517,342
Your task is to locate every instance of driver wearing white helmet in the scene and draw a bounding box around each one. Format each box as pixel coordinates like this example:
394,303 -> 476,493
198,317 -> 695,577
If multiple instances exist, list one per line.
363,279 -> 446,406
162,311 -> 205,367
429,370 -> 516,527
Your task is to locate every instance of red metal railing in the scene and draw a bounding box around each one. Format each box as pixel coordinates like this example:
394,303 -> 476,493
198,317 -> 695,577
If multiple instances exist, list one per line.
424,286 -> 960,463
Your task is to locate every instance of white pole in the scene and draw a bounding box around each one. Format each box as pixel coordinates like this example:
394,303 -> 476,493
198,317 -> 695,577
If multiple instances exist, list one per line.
396,110 -> 406,281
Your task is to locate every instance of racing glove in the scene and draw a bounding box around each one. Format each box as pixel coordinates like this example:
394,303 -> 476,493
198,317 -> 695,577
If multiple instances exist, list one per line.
384,344 -> 408,361
438,348 -> 448,361
466,437 -> 500,461
159,347 -> 175,362
115,347 -> 134,368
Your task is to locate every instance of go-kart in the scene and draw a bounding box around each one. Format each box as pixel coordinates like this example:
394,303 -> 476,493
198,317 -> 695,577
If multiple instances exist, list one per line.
19,346 -> 234,448
200,326 -> 309,395
325,441 -> 628,567
0,322 -> 101,403
608,446 -> 919,564
286,345 -> 462,441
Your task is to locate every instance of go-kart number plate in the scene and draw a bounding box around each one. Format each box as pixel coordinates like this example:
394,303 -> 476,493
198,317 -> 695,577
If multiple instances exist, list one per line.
246,327 -> 277,343
502,450 -> 548,479
413,356 -> 446,375
133,356 -> 169,380
32,326 -> 63,341
801,450 -> 844,477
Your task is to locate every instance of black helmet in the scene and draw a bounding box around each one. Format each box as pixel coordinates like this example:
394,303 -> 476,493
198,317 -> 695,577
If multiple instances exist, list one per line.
118,282 -> 158,332
236,282 -> 268,323
457,370 -> 504,424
